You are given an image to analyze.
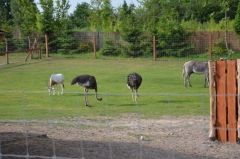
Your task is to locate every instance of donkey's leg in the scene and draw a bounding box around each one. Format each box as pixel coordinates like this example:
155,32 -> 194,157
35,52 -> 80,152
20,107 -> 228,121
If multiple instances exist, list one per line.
204,73 -> 209,88
187,75 -> 192,87
184,75 -> 187,87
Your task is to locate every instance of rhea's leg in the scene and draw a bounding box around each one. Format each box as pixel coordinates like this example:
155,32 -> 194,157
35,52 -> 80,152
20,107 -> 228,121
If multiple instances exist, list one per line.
84,88 -> 89,106
131,89 -> 134,102
61,84 -> 64,95
134,89 -> 137,103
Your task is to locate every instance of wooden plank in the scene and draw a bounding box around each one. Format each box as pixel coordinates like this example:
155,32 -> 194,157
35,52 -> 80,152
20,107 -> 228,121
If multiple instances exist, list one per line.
208,61 -> 217,140
227,60 -> 237,143
216,60 -> 227,143
237,59 -> 240,141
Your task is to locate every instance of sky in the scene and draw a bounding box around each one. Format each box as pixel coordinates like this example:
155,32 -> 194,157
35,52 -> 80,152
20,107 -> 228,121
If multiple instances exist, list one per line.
35,0 -> 140,14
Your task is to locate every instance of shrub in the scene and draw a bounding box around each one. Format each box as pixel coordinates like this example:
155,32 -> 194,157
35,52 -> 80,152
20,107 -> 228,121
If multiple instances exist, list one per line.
212,39 -> 228,56
78,42 -> 93,53
100,40 -> 121,56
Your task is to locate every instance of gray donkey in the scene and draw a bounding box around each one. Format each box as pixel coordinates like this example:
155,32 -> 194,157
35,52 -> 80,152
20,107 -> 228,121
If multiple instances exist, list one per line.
182,60 -> 209,88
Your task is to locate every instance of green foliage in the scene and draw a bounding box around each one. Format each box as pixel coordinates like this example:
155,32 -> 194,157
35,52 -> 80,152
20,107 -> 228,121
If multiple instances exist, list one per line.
0,0 -> 13,31
155,10 -> 194,57
70,3 -> 91,29
10,0 -> 38,36
39,0 -> 55,34
235,2 -> 240,35
212,39 -> 228,56
78,41 -> 93,53
100,40 -> 121,56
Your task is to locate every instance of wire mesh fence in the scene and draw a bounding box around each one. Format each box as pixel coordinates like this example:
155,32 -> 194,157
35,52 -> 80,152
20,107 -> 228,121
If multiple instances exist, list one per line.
1,32 -> 240,159
0,90 -> 240,159
1,31 -> 240,65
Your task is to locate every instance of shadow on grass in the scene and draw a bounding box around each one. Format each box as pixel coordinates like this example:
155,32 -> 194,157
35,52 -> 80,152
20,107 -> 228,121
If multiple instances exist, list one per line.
0,61 -> 41,70
157,100 -> 190,104
107,103 -> 146,107
0,132 -> 217,159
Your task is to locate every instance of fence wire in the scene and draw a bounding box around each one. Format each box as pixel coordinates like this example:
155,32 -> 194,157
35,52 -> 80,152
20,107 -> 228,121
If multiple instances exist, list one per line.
1,31 -> 240,65
1,32 -> 240,158
0,90 -> 240,159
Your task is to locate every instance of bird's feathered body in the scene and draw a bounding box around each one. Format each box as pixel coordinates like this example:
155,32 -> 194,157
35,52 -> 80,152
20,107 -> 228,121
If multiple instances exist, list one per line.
127,73 -> 142,90
71,74 -> 102,106
71,75 -> 97,90
127,72 -> 142,102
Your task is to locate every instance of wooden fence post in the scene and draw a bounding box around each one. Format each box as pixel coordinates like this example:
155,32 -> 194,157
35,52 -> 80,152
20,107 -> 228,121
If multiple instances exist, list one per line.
208,61 -> 216,140
227,60 -> 237,143
208,33 -> 212,61
237,59 -> 240,142
45,33 -> 49,58
5,38 -> 9,64
153,36 -> 156,61
216,60 -> 227,143
93,34 -> 96,59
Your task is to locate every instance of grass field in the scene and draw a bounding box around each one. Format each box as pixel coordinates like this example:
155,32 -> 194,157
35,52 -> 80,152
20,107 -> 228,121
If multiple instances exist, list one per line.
0,53 -> 209,120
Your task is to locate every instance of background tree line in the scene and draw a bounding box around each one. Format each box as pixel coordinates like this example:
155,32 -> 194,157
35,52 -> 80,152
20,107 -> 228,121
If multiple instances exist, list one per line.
1,0 -> 240,57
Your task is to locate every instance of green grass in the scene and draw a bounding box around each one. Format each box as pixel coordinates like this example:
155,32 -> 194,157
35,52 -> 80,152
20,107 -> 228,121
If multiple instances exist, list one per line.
0,53 -> 209,120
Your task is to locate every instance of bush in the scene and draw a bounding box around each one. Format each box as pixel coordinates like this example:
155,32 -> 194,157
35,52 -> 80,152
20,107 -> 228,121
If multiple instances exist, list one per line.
212,39 -> 228,56
78,42 -> 93,53
100,40 -> 121,56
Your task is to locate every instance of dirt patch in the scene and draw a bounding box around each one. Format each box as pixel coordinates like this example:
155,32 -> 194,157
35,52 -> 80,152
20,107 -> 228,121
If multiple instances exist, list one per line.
0,115 -> 239,159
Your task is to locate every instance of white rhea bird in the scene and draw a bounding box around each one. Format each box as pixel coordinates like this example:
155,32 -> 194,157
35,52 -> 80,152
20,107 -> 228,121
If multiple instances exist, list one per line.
127,72 -> 142,102
71,74 -> 102,106
48,73 -> 64,95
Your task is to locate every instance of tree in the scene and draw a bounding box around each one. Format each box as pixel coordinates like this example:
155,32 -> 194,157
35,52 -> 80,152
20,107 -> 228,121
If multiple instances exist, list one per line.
89,0 -> 103,31
234,2 -> 240,35
55,0 -> 70,32
0,0 -> 13,31
39,0 -> 55,35
101,0 -> 114,31
11,0 -> 39,36
70,2 -> 91,29
118,3 -> 144,57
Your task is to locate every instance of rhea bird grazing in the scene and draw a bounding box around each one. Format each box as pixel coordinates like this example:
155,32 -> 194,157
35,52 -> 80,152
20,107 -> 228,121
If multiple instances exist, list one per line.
127,72 -> 142,102
71,74 -> 102,106
48,73 -> 64,95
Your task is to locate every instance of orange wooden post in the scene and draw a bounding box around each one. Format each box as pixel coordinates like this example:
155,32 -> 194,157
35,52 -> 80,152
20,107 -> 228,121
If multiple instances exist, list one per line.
153,36 -> 156,61
237,59 -> 240,141
216,60 -> 227,143
227,60 -> 237,143
208,61 -> 217,140
208,33 -> 212,60
45,33 -> 49,58
93,34 -> 96,59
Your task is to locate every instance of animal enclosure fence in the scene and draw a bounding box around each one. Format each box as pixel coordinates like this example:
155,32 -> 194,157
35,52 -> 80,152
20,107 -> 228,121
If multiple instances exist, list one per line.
1,31 -> 240,65
209,59 -> 240,143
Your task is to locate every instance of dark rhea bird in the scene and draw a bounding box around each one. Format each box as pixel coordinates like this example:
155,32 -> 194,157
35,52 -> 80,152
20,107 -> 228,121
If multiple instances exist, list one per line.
127,72 -> 142,102
71,74 -> 102,106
